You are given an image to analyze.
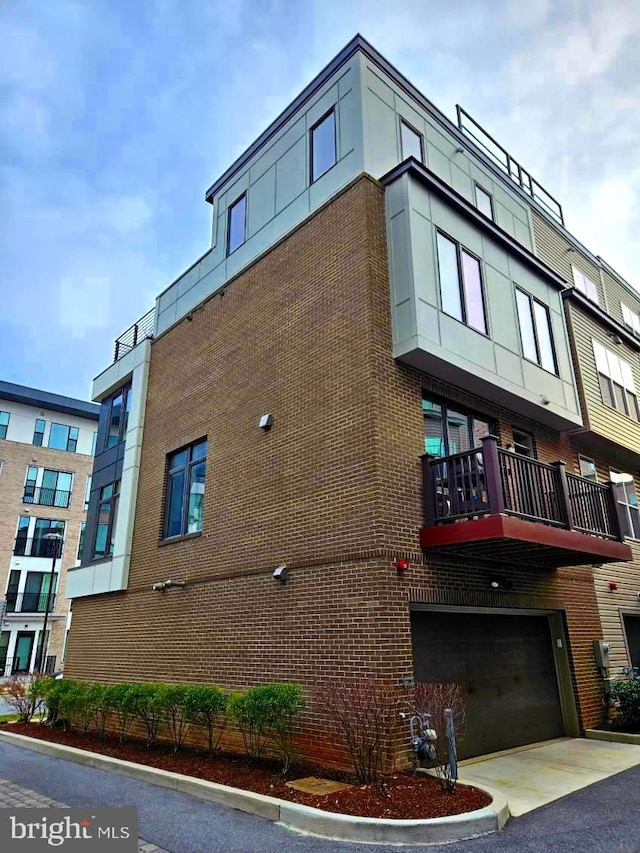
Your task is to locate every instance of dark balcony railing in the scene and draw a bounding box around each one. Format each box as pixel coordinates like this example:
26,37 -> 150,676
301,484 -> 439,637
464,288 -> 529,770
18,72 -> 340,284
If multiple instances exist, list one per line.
422,436 -> 623,541
5,591 -> 58,614
22,487 -> 71,508
1,654 -> 57,676
114,306 -> 155,362
13,537 -> 65,558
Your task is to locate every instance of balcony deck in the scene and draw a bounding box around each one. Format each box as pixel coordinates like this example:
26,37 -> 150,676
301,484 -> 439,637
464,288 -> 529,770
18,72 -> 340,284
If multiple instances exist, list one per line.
421,436 -> 632,569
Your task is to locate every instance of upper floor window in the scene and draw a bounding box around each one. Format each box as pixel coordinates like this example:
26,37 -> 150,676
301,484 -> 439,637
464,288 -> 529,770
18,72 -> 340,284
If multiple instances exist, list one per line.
593,340 -> 639,421
511,428 -> 535,457
77,522 -> 86,562
436,232 -> 487,335
610,470 -> 640,540
93,481 -> 120,560
423,396 -> 494,457
91,431 -> 98,455
572,266 -> 599,304
0,411 -> 9,440
33,419 -> 46,446
164,438 -> 207,539
105,383 -> 132,449
14,517 -> 66,557
23,467 -> 73,508
621,303 -> 640,337
310,109 -> 336,183
84,476 -> 92,511
515,289 -> 557,374
578,455 -> 597,482
400,119 -> 423,163
49,423 -> 79,453
474,184 -> 494,221
227,193 -> 247,256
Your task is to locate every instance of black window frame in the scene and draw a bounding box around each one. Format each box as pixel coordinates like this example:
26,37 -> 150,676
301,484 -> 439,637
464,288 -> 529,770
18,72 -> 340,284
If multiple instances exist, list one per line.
474,183 -> 494,221
163,438 -> 208,540
226,193 -> 247,256
310,108 -> 337,184
400,118 -> 424,163
422,393 -> 496,459
33,419 -> 46,447
515,287 -> 558,375
104,383 -> 132,450
91,480 -> 120,560
0,411 -> 9,440
435,230 -> 489,336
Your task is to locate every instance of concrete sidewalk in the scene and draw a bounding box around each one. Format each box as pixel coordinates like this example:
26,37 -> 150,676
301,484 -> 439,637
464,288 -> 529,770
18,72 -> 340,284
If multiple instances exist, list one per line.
458,737 -> 640,816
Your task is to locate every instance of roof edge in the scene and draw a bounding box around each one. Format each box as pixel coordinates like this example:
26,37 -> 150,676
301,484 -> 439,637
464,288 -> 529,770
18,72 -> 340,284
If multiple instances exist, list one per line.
563,289 -> 640,352
0,380 -> 100,421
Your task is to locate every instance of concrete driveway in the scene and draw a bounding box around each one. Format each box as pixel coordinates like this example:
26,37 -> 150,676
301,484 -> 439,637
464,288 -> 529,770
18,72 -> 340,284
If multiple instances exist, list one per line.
459,737 -> 640,816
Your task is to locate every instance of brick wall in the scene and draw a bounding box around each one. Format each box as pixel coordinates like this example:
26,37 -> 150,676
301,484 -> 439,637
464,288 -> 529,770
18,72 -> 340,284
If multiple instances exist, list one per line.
66,175 -> 604,764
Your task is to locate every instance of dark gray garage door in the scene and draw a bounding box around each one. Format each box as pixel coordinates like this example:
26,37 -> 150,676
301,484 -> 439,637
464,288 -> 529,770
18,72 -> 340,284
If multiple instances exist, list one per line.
411,610 -> 565,759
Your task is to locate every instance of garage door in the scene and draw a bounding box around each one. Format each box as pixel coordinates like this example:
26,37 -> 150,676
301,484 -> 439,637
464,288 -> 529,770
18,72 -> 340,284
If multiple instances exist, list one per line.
411,610 -> 565,759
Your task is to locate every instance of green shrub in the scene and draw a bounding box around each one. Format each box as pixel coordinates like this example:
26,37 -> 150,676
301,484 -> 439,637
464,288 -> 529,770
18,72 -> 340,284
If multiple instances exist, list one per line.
183,685 -> 227,755
107,684 -> 137,741
229,683 -> 303,772
156,684 -> 189,752
129,683 -> 165,747
89,684 -> 113,738
611,679 -> 640,730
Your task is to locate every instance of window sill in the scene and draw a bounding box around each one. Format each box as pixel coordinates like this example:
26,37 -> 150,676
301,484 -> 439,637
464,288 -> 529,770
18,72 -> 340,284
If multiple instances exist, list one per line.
159,531 -> 202,547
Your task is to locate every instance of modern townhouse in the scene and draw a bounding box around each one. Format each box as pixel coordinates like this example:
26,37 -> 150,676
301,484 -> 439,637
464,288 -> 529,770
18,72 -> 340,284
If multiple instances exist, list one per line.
64,36 -> 638,764
0,381 -> 99,676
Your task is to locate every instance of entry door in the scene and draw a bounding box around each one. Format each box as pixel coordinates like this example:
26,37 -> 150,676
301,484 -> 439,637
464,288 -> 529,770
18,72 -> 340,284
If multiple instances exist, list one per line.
411,610 -> 566,759
623,615 -> 640,672
13,632 -> 35,673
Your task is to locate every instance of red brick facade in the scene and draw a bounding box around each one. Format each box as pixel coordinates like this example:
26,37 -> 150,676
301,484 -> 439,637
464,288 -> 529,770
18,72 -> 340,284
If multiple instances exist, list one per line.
66,175 -> 604,765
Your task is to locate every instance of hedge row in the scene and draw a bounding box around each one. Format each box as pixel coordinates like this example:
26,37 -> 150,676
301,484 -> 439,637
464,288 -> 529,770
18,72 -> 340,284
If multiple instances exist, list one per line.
5,677 -> 303,772
610,679 -> 640,730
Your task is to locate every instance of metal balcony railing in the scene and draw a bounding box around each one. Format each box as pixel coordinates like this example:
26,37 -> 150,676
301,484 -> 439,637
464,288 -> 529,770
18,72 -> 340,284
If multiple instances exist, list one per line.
5,592 -> 59,614
0,655 -> 56,676
422,436 -> 623,540
13,537 -> 65,558
22,487 -> 71,508
113,306 -> 155,362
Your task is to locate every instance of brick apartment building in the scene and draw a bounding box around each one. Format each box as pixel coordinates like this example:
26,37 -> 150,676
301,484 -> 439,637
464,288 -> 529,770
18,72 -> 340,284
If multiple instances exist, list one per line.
0,381 -> 98,676
65,36 -> 640,762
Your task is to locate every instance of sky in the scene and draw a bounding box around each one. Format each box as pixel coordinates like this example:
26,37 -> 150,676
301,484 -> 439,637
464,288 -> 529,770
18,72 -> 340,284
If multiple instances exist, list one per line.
1,0 -> 639,400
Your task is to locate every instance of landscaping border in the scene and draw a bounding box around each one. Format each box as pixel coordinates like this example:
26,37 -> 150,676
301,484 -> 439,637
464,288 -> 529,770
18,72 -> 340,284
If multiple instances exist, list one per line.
586,729 -> 640,746
0,730 -> 509,844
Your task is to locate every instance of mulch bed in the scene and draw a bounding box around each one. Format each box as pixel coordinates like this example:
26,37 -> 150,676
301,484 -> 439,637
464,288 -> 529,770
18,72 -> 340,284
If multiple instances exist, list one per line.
5,722 -> 490,819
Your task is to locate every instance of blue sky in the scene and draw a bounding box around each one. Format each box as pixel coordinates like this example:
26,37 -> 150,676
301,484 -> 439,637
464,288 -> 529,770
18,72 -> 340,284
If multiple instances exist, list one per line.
1,0 -> 638,399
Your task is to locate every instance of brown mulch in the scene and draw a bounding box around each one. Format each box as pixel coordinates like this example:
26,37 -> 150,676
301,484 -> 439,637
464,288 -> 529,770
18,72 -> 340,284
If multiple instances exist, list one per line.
5,722 -> 490,819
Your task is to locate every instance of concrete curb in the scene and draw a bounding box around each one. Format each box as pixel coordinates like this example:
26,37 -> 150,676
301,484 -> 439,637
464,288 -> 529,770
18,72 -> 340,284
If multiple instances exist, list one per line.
586,729 -> 640,746
0,731 -> 509,844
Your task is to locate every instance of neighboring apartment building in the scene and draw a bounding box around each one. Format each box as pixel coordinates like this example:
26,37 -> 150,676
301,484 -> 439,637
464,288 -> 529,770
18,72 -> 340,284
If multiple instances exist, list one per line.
64,36 -> 639,763
0,381 -> 99,676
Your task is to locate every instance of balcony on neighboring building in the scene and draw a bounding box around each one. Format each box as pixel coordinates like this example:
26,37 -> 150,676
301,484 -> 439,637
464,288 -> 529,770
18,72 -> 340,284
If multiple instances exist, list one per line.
421,436 -> 633,568
4,591 -> 60,615
13,536 -> 65,559
22,486 -> 71,508
113,306 -> 155,363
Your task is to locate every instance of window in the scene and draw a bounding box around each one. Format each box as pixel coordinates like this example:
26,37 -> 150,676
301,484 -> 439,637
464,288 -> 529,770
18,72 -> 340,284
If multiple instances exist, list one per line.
227,194 -> 247,255
512,428 -> 534,457
0,411 -> 9,440
49,423 -> 79,452
423,397 -> 493,457
593,340 -> 639,420
610,470 -> 640,540
84,476 -> 92,511
92,481 -> 120,559
33,419 -> 46,446
400,119 -> 423,163
578,456 -> 597,482
105,383 -> 131,449
621,303 -> 640,337
475,184 -> 494,220
515,289 -> 557,374
572,266 -> 599,304
91,431 -> 98,455
436,232 -> 488,334
77,522 -> 86,562
31,519 -> 65,558
310,109 -> 336,182
23,468 -> 72,508
164,439 -> 208,538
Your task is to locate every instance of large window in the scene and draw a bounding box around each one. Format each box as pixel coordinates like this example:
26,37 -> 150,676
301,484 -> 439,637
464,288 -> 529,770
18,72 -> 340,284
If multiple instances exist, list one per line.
515,289 -> 557,374
610,470 -> 640,540
621,303 -> 640,337
92,481 -> 120,560
474,184 -> 494,220
0,411 -> 9,440
227,194 -> 247,255
23,467 -> 72,508
572,266 -> 599,304
310,109 -> 336,183
164,438 -> 208,539
14,517 -> 65,557
423,397 -> 493,457
105,383 -> 132,449
400,119 -> 423,163
49,423 -> 79,452
33,419 -> 46,446
436,232 -> 487,334
593,340 -> 639,421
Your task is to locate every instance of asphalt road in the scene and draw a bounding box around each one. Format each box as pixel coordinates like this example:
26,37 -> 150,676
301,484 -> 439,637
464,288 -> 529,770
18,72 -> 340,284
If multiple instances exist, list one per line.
1,740 -> 639,853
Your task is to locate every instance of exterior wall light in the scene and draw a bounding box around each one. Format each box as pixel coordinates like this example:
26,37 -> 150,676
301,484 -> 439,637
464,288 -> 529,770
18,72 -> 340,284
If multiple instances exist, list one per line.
273,564 -> 288,582
152,580 -> 186,592
259,413 -> 273,431
394,558 -> 409,572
